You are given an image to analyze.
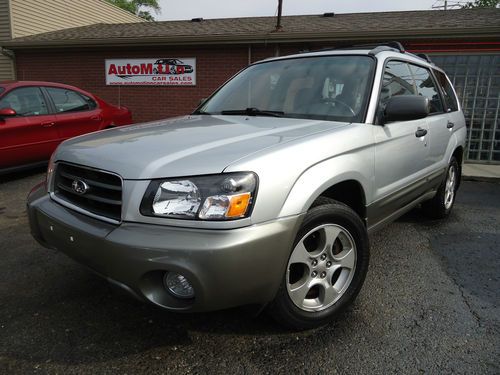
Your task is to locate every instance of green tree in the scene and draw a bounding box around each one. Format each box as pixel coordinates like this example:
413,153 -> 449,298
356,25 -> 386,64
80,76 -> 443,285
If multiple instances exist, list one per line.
461,0 -> 499,8
106,0 -> 161,21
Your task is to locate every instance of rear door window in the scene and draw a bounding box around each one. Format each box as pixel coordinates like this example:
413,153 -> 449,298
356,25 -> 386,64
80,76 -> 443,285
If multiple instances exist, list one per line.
0,87 -> 49,116
408,64 -> 444,114
433,69 -> 459,112
46,87 -> 95,113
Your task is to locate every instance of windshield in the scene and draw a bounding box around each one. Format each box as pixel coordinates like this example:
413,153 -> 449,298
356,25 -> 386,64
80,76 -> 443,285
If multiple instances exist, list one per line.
199,55 -> 375,123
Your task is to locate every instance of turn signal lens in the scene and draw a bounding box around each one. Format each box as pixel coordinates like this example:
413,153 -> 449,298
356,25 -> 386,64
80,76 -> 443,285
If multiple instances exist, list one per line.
227,193 -> 251,218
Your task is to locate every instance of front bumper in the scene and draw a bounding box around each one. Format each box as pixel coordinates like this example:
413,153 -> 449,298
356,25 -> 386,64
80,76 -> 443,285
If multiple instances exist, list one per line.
27,183 -> 303,312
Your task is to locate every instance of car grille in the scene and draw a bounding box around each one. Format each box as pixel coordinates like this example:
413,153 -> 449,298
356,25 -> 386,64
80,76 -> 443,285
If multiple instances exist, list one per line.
53,163 -> 122,223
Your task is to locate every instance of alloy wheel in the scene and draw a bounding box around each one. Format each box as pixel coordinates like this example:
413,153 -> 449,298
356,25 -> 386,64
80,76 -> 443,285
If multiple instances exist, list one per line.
286,224 -> 357,312
444,165 -> 456,210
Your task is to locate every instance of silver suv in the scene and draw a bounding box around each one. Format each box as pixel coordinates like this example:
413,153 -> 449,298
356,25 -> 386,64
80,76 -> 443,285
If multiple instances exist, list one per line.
27,43 -> 466,330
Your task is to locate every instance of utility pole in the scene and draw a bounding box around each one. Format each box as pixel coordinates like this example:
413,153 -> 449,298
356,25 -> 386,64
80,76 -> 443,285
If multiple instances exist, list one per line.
432,0 -> 448,10
276,0 -> 283,31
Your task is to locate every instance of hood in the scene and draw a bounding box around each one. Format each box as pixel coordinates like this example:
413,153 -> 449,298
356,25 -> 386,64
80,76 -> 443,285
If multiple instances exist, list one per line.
56,115 -> 348,179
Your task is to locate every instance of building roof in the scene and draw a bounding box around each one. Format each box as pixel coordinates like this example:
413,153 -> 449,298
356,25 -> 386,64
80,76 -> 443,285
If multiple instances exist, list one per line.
3,8 -> 500,48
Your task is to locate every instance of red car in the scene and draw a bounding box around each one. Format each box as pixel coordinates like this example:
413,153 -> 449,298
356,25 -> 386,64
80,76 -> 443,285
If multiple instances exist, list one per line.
0,81 -> 132,174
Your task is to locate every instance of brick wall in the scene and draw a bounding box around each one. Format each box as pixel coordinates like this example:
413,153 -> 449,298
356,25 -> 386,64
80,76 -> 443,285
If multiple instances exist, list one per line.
14,45 -> 286,123
16,40 -> 490,123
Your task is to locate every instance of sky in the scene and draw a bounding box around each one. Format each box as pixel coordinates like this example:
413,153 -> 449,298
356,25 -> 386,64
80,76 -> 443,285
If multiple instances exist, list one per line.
157,0 -> 441,21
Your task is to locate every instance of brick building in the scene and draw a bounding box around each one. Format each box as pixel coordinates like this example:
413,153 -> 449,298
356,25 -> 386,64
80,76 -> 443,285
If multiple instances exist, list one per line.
2,8 -> 500,162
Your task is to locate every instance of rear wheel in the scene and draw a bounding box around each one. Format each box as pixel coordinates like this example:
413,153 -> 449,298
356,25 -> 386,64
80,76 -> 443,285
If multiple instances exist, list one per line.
422,157 -> 459,219
268,198 -> 369,330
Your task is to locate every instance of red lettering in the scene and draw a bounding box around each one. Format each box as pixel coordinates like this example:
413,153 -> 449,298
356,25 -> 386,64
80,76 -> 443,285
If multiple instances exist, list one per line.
126,64 -> 132,74
141,63 -> 153,75
108,64 -> 117,75
131,65 -> 140,74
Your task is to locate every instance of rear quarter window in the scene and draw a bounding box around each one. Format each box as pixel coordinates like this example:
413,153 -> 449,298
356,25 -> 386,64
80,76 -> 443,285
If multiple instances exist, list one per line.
434,69 -> 459,112
46,87 -> 96,113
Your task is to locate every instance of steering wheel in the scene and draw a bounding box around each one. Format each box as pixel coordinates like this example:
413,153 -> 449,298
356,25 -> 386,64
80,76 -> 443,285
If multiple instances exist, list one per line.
321,97 -> 356,116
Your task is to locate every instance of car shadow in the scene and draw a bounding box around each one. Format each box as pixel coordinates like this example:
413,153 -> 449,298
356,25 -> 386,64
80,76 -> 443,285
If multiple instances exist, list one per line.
395,205 -> 460,229
1,257 -> 358,366
0,165 -> 46,183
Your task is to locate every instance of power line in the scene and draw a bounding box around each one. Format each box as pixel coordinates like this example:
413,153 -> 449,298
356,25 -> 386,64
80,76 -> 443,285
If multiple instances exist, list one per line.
432,0 -> 470,9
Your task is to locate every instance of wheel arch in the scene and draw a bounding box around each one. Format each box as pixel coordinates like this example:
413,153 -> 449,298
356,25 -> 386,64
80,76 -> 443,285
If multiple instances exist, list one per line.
278,154 -> 371,223
452,145 -> 464,189
313,180 -> 367,221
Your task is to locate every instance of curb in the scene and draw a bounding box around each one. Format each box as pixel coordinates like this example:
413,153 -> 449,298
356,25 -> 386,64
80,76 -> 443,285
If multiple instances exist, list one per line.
462,175 -> 500,183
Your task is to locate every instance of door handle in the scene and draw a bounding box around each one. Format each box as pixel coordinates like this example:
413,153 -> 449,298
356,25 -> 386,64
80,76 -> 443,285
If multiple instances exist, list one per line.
415,128 -> 427,137
447,121 -> 455,129
90,115 -> 102,121
41,121 -> 55,127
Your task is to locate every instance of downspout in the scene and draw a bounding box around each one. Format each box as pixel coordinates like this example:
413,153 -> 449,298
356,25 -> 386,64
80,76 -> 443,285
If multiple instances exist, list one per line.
274,44 -> 280,57
4,0 -> 16,79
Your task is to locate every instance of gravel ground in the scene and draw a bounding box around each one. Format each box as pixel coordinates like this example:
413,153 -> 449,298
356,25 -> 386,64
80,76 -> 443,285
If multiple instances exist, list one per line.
0,169 -> 499,374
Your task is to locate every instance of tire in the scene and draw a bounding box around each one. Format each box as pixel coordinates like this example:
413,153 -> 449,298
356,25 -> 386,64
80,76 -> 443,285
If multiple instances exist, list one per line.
268,198 -> 369,330
422,157 -> 459,219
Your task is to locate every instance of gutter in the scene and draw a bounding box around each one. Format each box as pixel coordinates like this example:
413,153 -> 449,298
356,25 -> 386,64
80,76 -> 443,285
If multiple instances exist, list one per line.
3,27 -> 500,49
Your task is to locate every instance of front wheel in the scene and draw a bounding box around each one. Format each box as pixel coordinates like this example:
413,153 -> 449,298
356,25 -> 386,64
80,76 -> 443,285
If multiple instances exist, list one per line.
268,199 -> 369,330
422,157 -> 460,219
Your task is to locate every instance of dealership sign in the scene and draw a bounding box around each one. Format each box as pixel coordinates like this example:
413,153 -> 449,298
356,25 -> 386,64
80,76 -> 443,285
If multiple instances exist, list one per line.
105,58 -> 196,86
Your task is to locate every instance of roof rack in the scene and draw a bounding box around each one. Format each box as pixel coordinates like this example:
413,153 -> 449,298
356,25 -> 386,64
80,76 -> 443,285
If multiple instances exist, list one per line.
308,42 -> 433,64
367,42 -> 405,55
414,52 -> 432,63
314,41 -> 405,54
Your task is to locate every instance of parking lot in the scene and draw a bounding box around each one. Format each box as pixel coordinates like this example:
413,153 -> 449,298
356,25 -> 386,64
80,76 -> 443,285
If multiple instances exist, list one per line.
0,170 -> 499,374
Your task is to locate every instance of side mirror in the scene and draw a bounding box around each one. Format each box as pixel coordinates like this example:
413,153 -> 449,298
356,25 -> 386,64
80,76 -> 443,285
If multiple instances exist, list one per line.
0,108 -> 16,118
384,95 -> 429,123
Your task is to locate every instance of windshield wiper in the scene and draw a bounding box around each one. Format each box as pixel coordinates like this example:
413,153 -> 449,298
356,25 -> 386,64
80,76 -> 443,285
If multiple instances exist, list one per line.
220,107 -> 284,117
192,109 -> 212,115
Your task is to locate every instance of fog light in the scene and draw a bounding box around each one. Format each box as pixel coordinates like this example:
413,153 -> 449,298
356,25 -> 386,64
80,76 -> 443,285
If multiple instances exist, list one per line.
164,272 -> 195,299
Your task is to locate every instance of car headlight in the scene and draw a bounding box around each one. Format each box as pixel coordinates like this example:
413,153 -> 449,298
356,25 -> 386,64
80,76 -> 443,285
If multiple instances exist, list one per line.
140,172 -> 258,220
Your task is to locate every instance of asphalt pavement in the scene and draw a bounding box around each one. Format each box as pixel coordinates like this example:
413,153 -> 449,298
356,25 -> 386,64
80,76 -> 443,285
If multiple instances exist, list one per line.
0,169 -> 499,374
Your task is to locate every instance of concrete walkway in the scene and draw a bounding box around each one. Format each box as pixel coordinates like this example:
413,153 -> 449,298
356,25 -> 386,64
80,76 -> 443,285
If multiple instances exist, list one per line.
463,163 -> 500,181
